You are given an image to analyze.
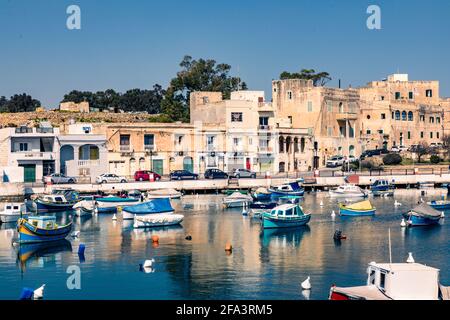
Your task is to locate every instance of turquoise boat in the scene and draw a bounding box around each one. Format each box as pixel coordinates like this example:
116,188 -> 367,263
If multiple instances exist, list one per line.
339,200 -> 376,216
427,200 -> 450,211
262,203 -> 311,229
16,216 -> 72,244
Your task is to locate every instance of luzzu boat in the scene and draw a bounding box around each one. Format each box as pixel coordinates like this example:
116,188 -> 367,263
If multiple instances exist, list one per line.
262,203 -> 311,229
268,181 -> 304,197
403,203 -> 442,227
95,196 -> 140,213
122,198 -> 174,220
339,200 -> 376,216
427,200 -> 450,211
16,216 -> 72,244
35,189 -> 80,212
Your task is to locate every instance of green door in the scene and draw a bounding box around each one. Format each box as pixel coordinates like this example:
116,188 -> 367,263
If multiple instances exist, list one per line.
152,159 -> 164,176
21,164 -> 36,183
183,157 -> 193,173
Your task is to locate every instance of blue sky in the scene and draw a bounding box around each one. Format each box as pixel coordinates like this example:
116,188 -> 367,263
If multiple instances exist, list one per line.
1,0 -> 449,107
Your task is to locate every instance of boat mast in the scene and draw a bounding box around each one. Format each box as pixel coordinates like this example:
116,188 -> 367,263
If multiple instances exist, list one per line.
388,228 -> 392,265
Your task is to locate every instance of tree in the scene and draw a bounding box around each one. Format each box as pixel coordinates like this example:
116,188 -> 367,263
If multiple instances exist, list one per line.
0,94 -> 41,112
161,55 -> 247,121
279,68 -> 331,86
383,153 -> 402,165
442,135 -> 450,160
414,142 -> 432,163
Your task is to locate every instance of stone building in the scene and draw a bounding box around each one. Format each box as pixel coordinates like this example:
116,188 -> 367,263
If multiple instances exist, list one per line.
59,101 -> 90,113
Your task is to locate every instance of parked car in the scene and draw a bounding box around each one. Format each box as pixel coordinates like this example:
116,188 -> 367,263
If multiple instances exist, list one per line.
204,169 -> 228,179
391,145 -> 408,153
43,173 -> 76,184
134,170 -> 161,181
360,149 -> 388,160
326,156 -> 344,168
231,168 -> 256,179
169,170 -> 199,180
96,173 -> 127,184
347,155 -> 358,163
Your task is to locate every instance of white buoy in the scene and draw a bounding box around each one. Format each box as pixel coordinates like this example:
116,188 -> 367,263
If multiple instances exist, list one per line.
331,210 -> 336,218
441,211 -> 445,218
112,214 -> 117,221
301,289 -> 311,300
406,252 -> 415,263
71,231 -> 80,238
420,197 -> 424,203
394,200 -> 402,207
94,206 -> 98,214
400,218 -> 406,227
33,284 -> 45,300
143,258 -> 155,268
301,276 -> 311,290
320,200 -> 324,207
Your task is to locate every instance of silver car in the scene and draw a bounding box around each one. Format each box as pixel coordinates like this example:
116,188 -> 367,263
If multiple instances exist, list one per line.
44,173 -> 76,184
232,168 -> 256,179
96,173 -> 127,184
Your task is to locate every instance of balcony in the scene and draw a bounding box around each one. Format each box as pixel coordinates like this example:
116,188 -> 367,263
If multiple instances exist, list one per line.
336,112 -> 358,121
258,125 -> 272,131
258,146 -> 273,153
11,151 -> 54,161
78,160 -> 100,167
120,145 -> 132,152
144,144 -> 155,151
14,127 -> 55,135
207,145 -> 216,152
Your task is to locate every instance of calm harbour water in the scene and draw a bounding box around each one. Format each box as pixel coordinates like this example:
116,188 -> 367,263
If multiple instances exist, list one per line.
0,189 -> 449,300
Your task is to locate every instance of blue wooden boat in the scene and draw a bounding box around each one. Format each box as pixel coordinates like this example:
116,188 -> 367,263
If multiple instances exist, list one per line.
262,203 -> 311,229
35,189 -> 80,212
339,200 -> 376,216
252,187 -> 272,201
371,179 -> 395,197
16,216 -> 72,244
269,181 -> 304,198
403,203 -> 442,227
427,200 -> 450,211
122,198 -> 174,220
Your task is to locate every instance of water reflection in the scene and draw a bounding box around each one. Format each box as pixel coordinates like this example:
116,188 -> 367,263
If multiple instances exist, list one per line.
261,226 -> 311,248
16,240 -> 72,272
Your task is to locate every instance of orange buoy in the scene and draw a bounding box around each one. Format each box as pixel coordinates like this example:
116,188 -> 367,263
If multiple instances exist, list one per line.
225,243 -> 232,252
151,235 -> 159,243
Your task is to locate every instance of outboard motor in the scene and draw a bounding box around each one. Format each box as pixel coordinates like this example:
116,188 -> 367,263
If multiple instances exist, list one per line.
333,230 -> 342,241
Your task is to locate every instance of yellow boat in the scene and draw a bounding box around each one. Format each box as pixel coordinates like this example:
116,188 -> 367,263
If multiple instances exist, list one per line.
339,200 -> 376,216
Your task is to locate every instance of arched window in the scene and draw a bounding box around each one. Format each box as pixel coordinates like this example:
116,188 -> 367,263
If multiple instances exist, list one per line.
286,136 -> 292,153
279,136 -> 285,153
408,111 -> 413,121
401,111 -> 407,121
339,102 -> 344,113
395,110 -> 400,120
349,145 -> 355,156
300,138 -> 305,153
279,162 -> 285,173
294,137 -> 299,152
139,157 -> 145,170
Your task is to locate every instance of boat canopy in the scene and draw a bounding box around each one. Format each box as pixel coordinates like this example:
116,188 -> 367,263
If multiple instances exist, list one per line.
411,203 -> 442,218
226,192 -> 253,200
255,187 -> 270,194
96,196 -> 138,203
289,182 -> 303,191
122,198 -> 173,214
345,200 -> 374,210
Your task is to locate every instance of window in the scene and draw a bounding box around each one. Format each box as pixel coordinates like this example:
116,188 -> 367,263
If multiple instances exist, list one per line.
401,111 -> 407,121
407,131 -> 411,139
437,132 -> 440,139
327,127 -> 332,137
287,91 -> 293,100
436,117 -> 441,124
327,100 -> 332,112
430,117 -> 434,123
259,117 -> 269,126
380,96 -> 385,101
408,111 -> 413,121
144,134 -> 154,150
381,113 -> 386,119
120,135 -> 130,151
367,115 -> 371,119
380,272 -> 386,290
288,116 -> 293,124
339,102 -> 344,113
395,92 -> 401,100
391,112 -> 395,119
231,112 -> 243,122
409,92 -> 414,99
426,89 -> 433,97
420,115 -> 425,122
19,143 -> 28,151
430,132 -> 433,138
395,110 -> 400,120
420,132 -> 424,138
366,129 -> 371,134
378,129 -> 384,134
307,101 -> 313,112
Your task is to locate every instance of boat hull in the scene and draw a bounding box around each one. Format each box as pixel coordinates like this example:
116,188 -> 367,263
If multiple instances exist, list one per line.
262,214 -> 311,229
403,213 -> 441,227
35,200 -> 77,212
270,190 -> 304,197
253,193 -> 272,201
133,214 -> 184,228
223,200 -> 252,208
329,191 -> 367,198
428,203 -> 450,210
0,212 -> 29,223
75,207 -> 93,217
123,210 -> 174,220
339,207 -> 376,216
17,219 -> 72,244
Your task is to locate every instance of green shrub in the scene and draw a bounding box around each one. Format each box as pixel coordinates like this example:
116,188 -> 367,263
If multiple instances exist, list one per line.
383,153 -> 402,165
430,155 -> 441,164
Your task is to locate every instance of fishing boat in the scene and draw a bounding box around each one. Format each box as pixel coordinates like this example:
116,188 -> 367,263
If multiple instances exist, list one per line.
252,187 -> 272,201
370,179 -> 395,197
146,189 -> 182,199
95,196 -> 140,213
133,213 -> 184,228
329,184 -> 368,198
223,192 -> 253,208
249,202 -> 277,219
35,189 -> 80,212
0,203 -> 28,223
72,198 -> 95,217
339,200 -> 376,216
402,203 -> 442,227
122,198 -> 174,220
329,261 -> 449,300
427,199 -> 450,211
268,181 -> 304,197
262,203 -> 311,229
16,216 -> 72,244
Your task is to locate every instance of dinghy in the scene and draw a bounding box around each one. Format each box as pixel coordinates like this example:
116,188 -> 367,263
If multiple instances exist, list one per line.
122,198 -> 174,220
0,203 -> 28,223
329,184 -> 368,198
249,202 -> 277,219
427,200 -> 450,211
403,203 -> 442,227
339,200 -> 376,216
133,213 -> 184,228
223,192 -> 253,208
73,200 -> 95,217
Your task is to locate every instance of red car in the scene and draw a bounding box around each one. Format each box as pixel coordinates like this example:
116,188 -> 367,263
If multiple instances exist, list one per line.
134,170 -> 161,182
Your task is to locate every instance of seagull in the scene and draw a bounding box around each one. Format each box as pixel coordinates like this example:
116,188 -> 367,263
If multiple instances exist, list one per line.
33,284 -> 45,300
331,210 -> 336,218
112,214 -> 117,221
406,252 -> 415,263
400,218 -> 406,227
71,231 -> 80,238
143,258 -> 155,268
441,211 -> 445,218
394,200 -> 402,207
301,276 -> 311,290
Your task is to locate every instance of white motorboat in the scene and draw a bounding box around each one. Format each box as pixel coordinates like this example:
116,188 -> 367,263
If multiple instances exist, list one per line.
0,203 -> 28,223
73,199 -> 95,217
95,196 -> 141,213
223,192 -> 253,208
146,189 -> 182,200
133,213 -> 184,228
328,184 -> 368,198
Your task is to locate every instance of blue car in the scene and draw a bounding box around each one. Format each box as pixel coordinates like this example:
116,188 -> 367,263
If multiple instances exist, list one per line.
169,170 -> 199,180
